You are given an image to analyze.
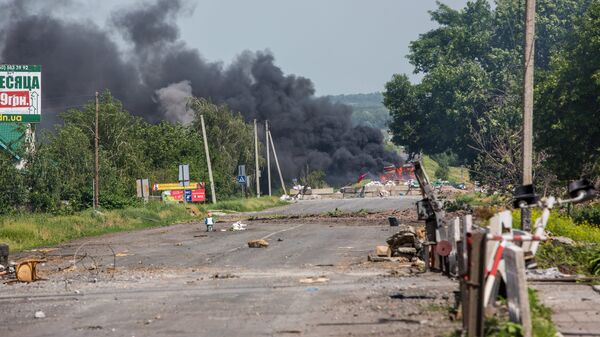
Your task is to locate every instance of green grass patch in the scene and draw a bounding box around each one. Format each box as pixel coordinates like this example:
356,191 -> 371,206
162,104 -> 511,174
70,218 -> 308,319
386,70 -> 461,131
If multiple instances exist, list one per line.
203,196 -> 287,213
0,202 -> 195,252
422,154 -> 469,183
536,241 -> 599,275
512,209 -> 600,244
511,209 -> 600,276
483,289 -> 556,337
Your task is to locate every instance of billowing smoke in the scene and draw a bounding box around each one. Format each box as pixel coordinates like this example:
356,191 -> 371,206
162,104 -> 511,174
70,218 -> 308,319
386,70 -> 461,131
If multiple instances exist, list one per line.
155,81 -> 194,124
0,0 -> 399,185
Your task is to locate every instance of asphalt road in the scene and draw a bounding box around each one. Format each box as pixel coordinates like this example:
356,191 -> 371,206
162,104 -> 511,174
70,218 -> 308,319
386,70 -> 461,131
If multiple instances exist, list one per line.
249,196 -> 420,216
0,197 -> 458,337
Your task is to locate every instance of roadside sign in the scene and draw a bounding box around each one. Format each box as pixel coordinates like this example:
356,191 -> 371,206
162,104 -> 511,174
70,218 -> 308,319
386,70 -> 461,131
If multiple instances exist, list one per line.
153,182 -> 203,191
238,165 -> 246,176
0,64 -> 42,123
136,178 -> 149,201
178,164 -> 190,186
237,175 -> 247,185
161,188 -> 205,202
191,189 -> 206,202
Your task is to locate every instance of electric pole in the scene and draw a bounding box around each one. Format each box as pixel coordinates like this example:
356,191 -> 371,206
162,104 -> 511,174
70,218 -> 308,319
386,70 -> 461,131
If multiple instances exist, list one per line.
265,120 -> 272,196
268,130 -> 287,196
94,91 -> 99,210
254,119 -> 260,198
521,0 -> 535,232
200,115 -> 217,204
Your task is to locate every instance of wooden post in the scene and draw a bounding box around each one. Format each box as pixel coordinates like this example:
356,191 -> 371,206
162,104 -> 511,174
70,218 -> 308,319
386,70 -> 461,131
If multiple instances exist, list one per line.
268,131 -> 287,196
254,119 -> 260,198
521,0 -> 536,231
505,244 -> 532,337
466,231 -> 486,337
457,239 -> 467,329
449,217 -> 461,276
461,215 -> 473,273
94,91 -> 99,210
438,226 -> 449,275
265,120 -> 271,196
200,115 -> 217,204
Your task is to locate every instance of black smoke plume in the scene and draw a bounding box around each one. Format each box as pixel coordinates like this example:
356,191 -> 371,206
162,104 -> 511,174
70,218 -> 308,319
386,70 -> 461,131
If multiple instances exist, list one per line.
0,0 -> 399,185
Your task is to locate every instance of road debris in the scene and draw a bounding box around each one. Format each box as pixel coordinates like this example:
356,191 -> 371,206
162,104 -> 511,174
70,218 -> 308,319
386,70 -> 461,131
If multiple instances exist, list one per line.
248,239 -> 269,248
526,267 -> 570,280
211,273 -> 238,279
16,258 -> 45,282
386,225 -> 423,261
30,248 -> 58,254
34,311 -> 46,319
231,221 -> 247,231
375,245 -> 391,257
299,276 -> 329,284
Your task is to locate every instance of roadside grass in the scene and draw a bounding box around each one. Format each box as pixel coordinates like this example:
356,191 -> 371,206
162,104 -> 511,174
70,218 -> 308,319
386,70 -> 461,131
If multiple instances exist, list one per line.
203,196 -> 287,213
482,289 -> 556,337
0,202 -> 195,253
0,196 -> 288,253
512,209 -> 600,244
422,155 -> 470,183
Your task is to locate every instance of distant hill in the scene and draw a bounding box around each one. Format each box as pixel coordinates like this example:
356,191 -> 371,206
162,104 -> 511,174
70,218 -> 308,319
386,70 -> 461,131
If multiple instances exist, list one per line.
326,92 -> 390,130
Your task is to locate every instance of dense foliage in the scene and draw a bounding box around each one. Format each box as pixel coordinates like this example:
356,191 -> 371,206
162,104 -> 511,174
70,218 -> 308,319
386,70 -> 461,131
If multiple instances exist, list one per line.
383,0 -> 598,188
1,92 -> 257,214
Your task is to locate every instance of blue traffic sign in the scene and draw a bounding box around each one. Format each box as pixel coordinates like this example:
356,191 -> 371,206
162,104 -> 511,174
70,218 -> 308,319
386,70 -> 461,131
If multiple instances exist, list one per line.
237,175 -> 247,185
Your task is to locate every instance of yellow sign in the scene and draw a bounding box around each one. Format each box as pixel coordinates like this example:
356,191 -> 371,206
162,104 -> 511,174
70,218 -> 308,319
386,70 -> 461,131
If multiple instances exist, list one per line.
153,182 -> 202,191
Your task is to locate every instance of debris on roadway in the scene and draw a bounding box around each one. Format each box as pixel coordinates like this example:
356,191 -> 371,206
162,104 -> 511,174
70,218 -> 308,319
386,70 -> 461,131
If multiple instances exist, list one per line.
386,225 -> 423,260
231,221 -> 247,231
369,224 -> 425,264
299,276 -> 329,284
248,239 -> 269,248
16,257 -> 46,283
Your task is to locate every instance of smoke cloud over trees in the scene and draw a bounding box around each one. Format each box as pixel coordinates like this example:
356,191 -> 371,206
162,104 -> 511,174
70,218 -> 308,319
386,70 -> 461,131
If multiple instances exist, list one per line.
0,0 -> 398,185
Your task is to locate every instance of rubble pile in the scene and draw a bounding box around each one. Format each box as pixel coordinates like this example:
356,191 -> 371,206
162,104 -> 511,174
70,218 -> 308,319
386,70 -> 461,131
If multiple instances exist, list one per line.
386,225 -> 423,262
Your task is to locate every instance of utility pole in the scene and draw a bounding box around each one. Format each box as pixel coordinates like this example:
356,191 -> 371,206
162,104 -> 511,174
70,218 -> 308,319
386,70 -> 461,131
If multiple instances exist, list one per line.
200,115 -> 217,204
254,119 -> 260,198
265,120 -> 272,196
94,91 -> 99,210
268,130 -> 287,196
521,0 -> 535,231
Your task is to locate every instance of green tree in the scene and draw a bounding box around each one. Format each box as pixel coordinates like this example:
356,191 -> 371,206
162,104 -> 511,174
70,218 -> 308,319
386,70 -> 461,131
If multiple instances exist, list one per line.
189,97 -> 257,199
0,153 -> 27,213
537,1 -> 600,180
384,0 -> 594,187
